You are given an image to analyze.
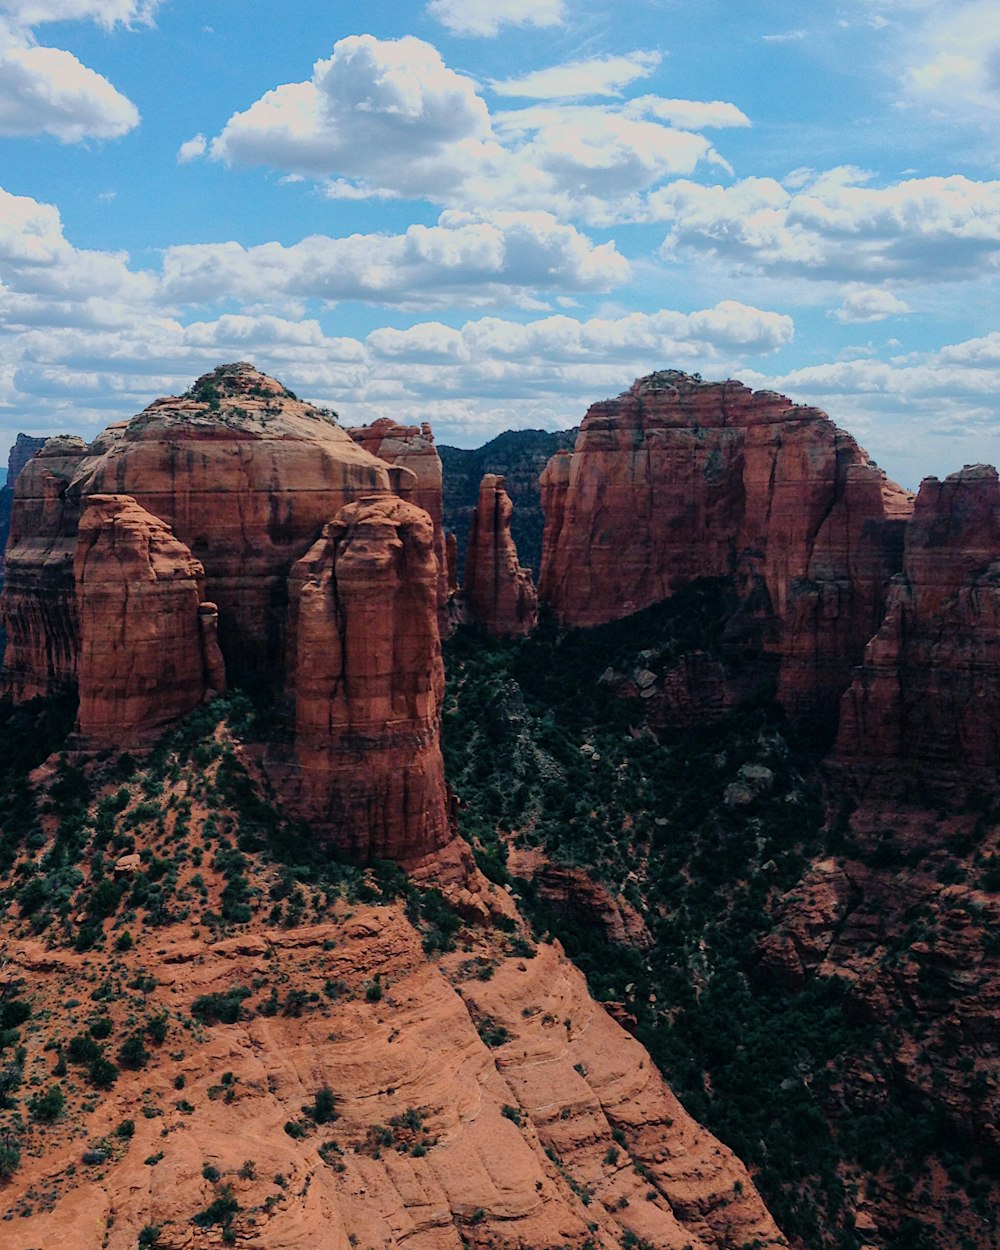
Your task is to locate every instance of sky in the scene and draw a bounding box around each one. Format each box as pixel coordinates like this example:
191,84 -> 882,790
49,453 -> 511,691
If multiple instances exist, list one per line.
0,0 -> 998,486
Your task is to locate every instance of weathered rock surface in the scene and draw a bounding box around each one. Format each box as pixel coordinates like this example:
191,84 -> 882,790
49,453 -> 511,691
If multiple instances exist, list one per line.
75,494 -> 220,747
464,474 -> 538,638
1,364 -> 397,698
348,418 -> 450,631
2,899 -> 784,1250
6,432 -> 47,487
835,465 -> 1000,792
280,493 -> 451,862
2,435 -> 101,698
539,372 -> 913,723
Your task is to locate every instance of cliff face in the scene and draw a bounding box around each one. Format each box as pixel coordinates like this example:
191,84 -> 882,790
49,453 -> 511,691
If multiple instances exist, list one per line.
74,495 -> 220,748
464,474 -> 538,638
539,372 -> 913,723
835,464 -> 1000,790
281,494 -> 451,862
2,435 -> 100,699
7,432 -> 47,487
348,418 -> 450,633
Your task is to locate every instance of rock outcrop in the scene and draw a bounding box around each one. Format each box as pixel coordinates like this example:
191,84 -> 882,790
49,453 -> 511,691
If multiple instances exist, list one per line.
2,435 -> 100,699
464,474 -> 538,637
75,495 -> 220,747
280,494 -> 451,862
1,364 -> 398,697
834,465 -> 1000,791
539,372 -> 913,723
6,432 -> 47,487
348,418 -> 450,631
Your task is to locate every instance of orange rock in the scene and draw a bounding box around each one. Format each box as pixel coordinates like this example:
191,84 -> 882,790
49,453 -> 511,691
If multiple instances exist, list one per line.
348,418 -> 451,634
279,493 -> 452,862
464,474 -> 538,638
75,494 -> 215,747
539,372 -> 913,723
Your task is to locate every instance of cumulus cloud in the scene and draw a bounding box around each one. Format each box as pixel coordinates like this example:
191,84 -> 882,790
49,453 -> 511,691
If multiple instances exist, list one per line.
176,132 -> 205,162
208,34 -> 729,223
833,285 -> 912,322
624,96 -> 750,129
653,171 -> 1000,283
490,51 -> 662,99
160,211 -> 631,308
0,43 -> 138,139
426,0 -> 564,38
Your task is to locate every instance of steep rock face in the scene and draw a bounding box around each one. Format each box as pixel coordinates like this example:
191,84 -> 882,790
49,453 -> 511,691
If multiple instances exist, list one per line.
280,494 -> 451,862
7,432 -> 47,486
2,435 -> 100,699
464,474 -> 538,637
835,465 -> 1000,790
539,372 -> 912,722
1,364 -> 397,698
348,418 -> 450,631
75,495 -> 220,747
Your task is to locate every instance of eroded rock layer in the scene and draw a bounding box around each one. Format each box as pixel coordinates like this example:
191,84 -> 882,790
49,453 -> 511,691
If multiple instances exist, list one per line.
75,495 -> 216,747
281,494 -> 451,862
835,465 -> 1000,791
348,418 -> 450,631
539,372 -> 913,722
2,364 -> 396,698
464,474 -> 538,638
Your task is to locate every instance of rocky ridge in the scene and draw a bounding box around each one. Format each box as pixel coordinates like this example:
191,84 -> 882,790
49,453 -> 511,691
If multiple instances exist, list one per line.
463,474 -> 538,638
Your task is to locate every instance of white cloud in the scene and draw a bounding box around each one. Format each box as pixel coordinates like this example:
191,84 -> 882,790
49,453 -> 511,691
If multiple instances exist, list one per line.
176,132 -> 205,162
0,43 -> 138,139
761,30 -> 807,42
427,0 -> 564,37
900,1 -> 1000,122
208,34 -> 728,223
0,0 -> 159,27
490,51 -> 661,99
833,285 -> 912,322
160,210 -> 630,308
625,95 -> 750,129
654,172 -> 1000,283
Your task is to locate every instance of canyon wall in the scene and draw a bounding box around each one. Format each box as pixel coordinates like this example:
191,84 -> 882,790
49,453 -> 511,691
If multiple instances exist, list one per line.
539,371 -> 913,724
834,464 -> 1000,791
464,474 -> 538,638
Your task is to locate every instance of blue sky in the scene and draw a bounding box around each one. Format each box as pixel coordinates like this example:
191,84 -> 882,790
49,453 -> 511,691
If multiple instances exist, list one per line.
0,0 -> 998,486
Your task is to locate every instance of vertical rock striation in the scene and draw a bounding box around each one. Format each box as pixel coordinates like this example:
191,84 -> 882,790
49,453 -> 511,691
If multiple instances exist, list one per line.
835,465 -> 1000,791
539,372 -> 913,724
281,494 -> 452,862
348,418 -> 450,632
464,474 -> 538,637
75,495 -> 218,747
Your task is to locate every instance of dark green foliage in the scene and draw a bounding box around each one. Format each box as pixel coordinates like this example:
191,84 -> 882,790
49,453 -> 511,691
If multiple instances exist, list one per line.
192,1184 -> 239,1228
307,1086 -> 337,1125
88,1056 -> 119,1088
28,1083 -> 65,1122
67,1033 -> 102,1064
117,1032 -> 150,1070
191,986 -> 251,1025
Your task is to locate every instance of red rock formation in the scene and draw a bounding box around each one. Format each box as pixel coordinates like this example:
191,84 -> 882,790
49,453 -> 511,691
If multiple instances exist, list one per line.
280,494 -> 451,862
348,418 -> 450,631
2,435 -> 99,699
1,364 -> 396,696
539,372 -> 913,722
465,474 -> 538,637
75,495 -> 218,747
6,433 -> 47,487
835,465 -> 1000,790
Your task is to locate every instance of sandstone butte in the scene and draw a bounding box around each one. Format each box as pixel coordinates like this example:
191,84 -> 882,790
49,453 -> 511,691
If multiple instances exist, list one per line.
463,473 -> 538,638
0,362 -> 453,864
347,417 -> 451,635
538,371 -> 915,725
834,463 -> 1000,793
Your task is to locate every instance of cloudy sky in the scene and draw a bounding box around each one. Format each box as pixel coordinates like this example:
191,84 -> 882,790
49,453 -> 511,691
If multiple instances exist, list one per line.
0,0 -> 997,485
